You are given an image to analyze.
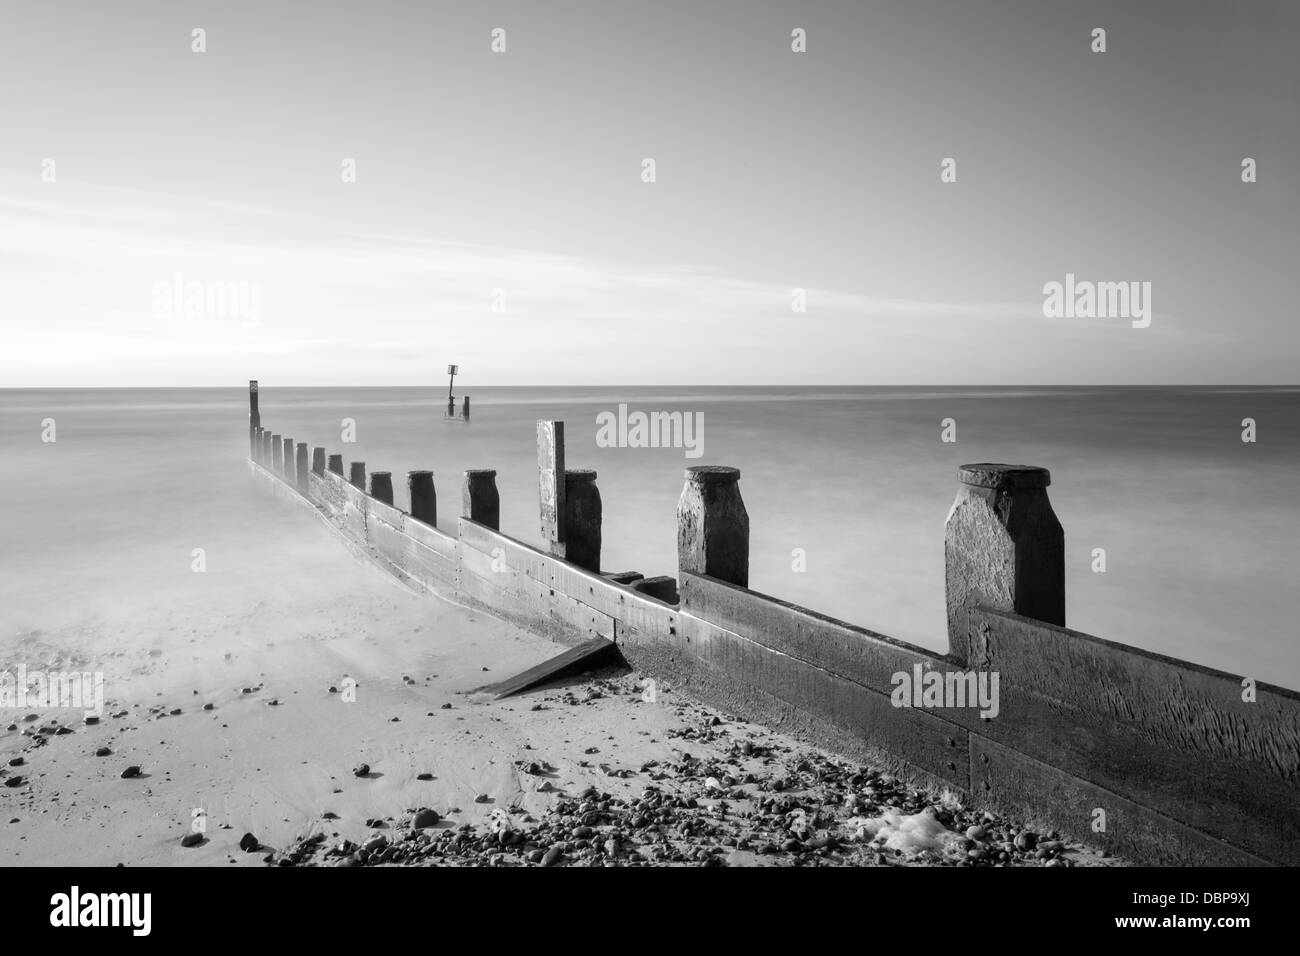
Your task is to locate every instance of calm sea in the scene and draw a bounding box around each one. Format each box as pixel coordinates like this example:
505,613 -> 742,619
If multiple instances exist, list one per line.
3,386 -> 1298,690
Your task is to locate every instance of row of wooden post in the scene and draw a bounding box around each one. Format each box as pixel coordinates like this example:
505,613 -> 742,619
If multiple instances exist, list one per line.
250,422 -> 501,533
250,381 -> 1066,661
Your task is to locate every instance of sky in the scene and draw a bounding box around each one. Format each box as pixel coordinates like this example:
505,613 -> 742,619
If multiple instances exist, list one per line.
1,0 -> 1296,386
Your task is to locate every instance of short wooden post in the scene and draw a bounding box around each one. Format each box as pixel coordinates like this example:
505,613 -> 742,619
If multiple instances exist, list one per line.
282,437 -> 294,479
370,472 -> 393,504
312,447 -> 326,476
349,462 -> 366,490
537,421 -> 566,557
563,470 -> 602,573
252,426 -> 263,462
271,433 -> 283,472
945,464 -> 1065,666
408,471 -> 436,525
328,454 -> 344,476
262,431 -> 273,465
462,469 -> 500,530
677,465 -> 748,587
248,380 -> 260,457
295,443 -> 309,493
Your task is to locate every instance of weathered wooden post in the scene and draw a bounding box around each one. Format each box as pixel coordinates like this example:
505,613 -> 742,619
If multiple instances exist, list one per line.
563,470 -> 602,574
312,447 -> 326,476
370,472 -> 393,505
282,437 -> 294,479
248,380 -> 260,458
328,454 -> 344,476
461,395 -> 471,422
677,466 -> 749,587
252,426 -> 263,463
944,463 -> 1065,666
408,471 -> 436,525
295,443 -> 309,493
537,421 -> 566,558
262,431 -> 273,466
349,462 -> 365,490
271,433 -> 283,472
462,469 -> 500,530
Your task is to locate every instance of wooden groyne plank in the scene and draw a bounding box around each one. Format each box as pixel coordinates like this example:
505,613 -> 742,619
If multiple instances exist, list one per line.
957,606 -> 1300,865
970,733 -> 1271,866
486,637 -> 621,699
679,572 -> 947,698
458,518 -> 677,638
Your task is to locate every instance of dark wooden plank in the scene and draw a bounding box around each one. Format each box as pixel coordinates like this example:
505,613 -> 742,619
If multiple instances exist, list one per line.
487,637 -> 620,699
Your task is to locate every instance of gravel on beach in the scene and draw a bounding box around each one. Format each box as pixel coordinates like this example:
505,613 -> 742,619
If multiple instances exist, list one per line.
266,672 -> 1120,869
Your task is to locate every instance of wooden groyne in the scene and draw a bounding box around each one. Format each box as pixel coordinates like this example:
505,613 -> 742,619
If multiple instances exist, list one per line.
245,382 -> 1299,866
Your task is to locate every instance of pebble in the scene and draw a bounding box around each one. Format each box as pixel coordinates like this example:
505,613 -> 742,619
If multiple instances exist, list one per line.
353,764 -> 370,777
413,809 -> 441,829
3,777 -> 24,788
95,747 -> 112,757
239,833 -> 260,852
181,832 -> 203,848
120,766 -> 141,779
416,773 -> 434,781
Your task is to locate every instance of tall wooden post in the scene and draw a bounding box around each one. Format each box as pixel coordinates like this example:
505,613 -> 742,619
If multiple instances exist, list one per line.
945,464 -> 1064,666
537,421 -> 566,558
248,380 -> 260,458
677,466 -> 749,587
462,469 -> 500,530
370,472 -> 393,505
408,471 -> 436,526
563,470 -> 602,573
